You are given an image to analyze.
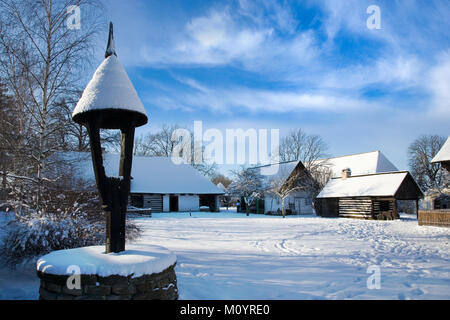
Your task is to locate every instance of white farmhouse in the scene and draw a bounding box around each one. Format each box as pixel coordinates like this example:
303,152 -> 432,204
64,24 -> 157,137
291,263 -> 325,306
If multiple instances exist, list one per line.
65,152 -> 224,212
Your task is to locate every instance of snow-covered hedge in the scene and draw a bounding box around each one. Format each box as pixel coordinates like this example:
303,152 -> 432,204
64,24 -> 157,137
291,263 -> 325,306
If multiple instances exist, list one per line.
0,211 -> 142,267
0,212 -> 102,267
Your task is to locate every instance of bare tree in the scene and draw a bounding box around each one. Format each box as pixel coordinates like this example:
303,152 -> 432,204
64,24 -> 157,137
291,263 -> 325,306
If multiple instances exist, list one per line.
228,167 -> 265,216
134,124 -> 181,157
408,135 -> 448,191
211,174 -> 232,188
0,81 -> 17,199
277,129 -> 331,208
279,129 -> 328,163
134,123 -> 218,178
266,164 -> 304,218
0,0 -> 103,212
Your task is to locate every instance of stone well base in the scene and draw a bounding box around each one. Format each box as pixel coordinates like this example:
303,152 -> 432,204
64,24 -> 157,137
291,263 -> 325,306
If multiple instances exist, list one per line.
37,263 -> 178,300
36,244 -> 178,300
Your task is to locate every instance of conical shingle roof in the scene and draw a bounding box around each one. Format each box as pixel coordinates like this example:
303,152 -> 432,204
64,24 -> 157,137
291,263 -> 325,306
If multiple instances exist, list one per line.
72,23 -> 148,129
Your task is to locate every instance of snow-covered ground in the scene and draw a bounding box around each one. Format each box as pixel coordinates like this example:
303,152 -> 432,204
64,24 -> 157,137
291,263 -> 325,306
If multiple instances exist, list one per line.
0,209 -> 449,300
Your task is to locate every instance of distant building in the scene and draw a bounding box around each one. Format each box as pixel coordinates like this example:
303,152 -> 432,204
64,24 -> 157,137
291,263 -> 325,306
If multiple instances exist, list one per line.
64,152 -> 224,212
423,188 -> 450,210
253,150 -> 400,215
316,171 -> 423,220
432,136 -> 450,173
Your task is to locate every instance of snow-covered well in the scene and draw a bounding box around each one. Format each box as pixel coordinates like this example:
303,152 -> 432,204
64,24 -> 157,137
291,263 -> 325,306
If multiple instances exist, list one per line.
36,244 -> 178,300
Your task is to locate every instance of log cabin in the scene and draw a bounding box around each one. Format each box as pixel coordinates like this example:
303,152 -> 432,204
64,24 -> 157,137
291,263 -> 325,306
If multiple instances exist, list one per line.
315,170 -> 423,220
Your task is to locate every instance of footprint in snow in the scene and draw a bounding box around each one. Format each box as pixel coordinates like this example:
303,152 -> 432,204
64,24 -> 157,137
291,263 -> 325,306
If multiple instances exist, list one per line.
410,288 -> 424,296
403,282 -> 412,288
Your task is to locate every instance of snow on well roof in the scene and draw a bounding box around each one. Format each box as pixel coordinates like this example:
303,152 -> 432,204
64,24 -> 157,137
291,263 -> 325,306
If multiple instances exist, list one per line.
37,244 -> 176,277
432,136 -> 450,163
72,55 -> 147,118
313,151 -> 398,178
317,171 -> 410,198
66,152 -> 224,195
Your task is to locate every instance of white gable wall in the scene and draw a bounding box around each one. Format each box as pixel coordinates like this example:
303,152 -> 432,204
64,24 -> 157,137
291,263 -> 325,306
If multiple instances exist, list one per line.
179,195 -> 200,212
163,195 -> 170,212
264,191 -> 314,215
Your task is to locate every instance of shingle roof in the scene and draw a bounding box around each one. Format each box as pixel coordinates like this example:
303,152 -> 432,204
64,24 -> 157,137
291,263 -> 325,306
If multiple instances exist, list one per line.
72,55 -> 147,119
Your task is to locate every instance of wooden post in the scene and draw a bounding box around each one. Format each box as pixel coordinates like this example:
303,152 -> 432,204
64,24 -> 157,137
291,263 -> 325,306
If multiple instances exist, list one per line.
393,199 -> 398,219
109,177 -> 124,253
86,121 -> 110,208
86,121 -> 136,253
416,199 -> 419,220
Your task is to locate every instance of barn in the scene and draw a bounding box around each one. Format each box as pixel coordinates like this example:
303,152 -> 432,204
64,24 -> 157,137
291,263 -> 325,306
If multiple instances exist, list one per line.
315,170 -> 423,220
64,152 -> 224,212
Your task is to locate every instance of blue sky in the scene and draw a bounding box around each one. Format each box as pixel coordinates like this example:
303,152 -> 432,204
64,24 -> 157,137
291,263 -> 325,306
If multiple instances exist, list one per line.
90,0 -> 449,173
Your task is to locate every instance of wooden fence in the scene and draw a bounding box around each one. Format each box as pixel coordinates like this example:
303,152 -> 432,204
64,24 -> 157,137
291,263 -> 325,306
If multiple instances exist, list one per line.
127,207 -> 152,216
418,210 -> 450,227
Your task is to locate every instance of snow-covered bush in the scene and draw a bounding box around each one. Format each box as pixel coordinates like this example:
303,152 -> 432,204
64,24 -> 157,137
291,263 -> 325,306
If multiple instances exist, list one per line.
0,186 -> 142,267
0,154 -> 142,267
0,211 -> 103,266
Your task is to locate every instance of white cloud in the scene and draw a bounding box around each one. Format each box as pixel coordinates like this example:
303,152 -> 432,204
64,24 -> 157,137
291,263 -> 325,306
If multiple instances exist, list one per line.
316,56 -> 423,91
145,76 -> 378,115
127,3 -> 319,71
427,51 -> 450,116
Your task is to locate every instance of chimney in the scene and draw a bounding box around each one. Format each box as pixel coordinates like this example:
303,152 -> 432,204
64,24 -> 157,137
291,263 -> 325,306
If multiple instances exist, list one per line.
341,168 -> 351,180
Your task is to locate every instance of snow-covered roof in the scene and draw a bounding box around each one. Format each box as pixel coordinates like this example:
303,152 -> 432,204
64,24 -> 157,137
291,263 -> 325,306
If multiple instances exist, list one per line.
432,136 -> 450,163
250,151 -> 397,186
317,171 -> 412,198
250,161 -> 303,188
63,152 -> 224,195
313,151 -> 398,178
216,183 -> 227,191
72,55 -> 147,121
37,244 -> 176,277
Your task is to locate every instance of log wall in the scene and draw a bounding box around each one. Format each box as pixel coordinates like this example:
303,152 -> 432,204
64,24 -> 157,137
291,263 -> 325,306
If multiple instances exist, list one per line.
142,194 -> 163,212
338,198 -> 372,219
